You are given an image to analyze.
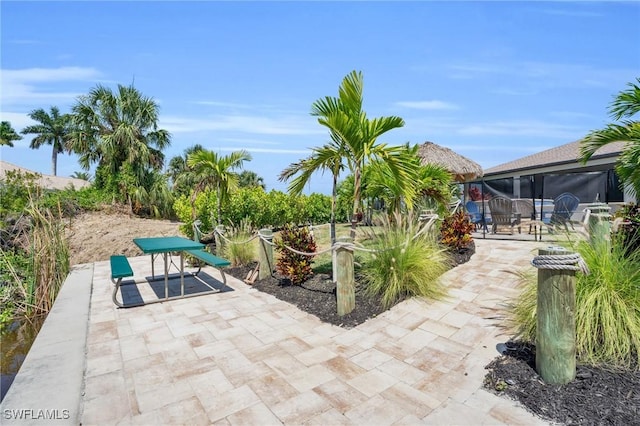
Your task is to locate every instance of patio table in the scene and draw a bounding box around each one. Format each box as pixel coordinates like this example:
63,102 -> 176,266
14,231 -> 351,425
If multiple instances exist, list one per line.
133,236 -> 204,301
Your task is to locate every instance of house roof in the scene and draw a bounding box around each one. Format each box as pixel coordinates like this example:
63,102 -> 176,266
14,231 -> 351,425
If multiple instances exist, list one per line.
0,161 -> 90,190
484,140 -> 626,176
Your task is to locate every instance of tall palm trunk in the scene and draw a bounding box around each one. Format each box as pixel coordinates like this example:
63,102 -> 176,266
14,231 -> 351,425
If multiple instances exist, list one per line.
330,173 -> 337,245
51,145 -> 58,176
351,166 -> 362,239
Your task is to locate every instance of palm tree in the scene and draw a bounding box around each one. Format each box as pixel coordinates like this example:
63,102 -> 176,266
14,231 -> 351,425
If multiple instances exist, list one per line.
311,70 -> 412,238
167,144 -> 204,195
0,121 -> 22,147
239,170 -> 266,190
67,84 -> 171,206
280,142 -> 346,243
186,149 -> 252,225
362,145 -> 452,219
71,171 -> 92,181
20,107 -> 71,176
580,78 -> 640,198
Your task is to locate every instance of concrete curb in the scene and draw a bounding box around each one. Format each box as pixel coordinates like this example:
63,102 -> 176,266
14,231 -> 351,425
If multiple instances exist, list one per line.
1,263 -> 94,425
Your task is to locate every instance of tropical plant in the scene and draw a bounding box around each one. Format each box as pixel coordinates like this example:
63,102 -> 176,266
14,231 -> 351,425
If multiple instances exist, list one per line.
20,107 -> 72,176
0,194 -> 69,325
310,70 -> 413,238
507,234 -> 640,369
131,169 -> 174,218
280,141 -> 346,244
67,84 -> 171,209
0,170 -> 41,219
580,78 -> 640,198
361,212 -> 449,308
0,121 -> 22,147
186,149 -> 251,224
239,170 -> 266,190
71,171 -> 91,181
440,210 -> 474,251
274,223 -> 317,285
167,144 -> 204,196
362,143 -> 452,217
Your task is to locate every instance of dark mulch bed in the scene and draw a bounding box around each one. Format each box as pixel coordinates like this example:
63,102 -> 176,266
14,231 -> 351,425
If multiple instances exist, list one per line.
224,242 -> 639,425
224,242 -> 476,329
484,341 -> 640,425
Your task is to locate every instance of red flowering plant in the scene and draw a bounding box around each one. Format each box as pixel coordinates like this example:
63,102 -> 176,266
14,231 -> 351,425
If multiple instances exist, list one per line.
440,210 -> 474,251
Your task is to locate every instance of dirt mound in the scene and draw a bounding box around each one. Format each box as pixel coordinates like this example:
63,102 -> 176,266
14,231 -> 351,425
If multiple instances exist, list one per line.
66,211 -> 183,265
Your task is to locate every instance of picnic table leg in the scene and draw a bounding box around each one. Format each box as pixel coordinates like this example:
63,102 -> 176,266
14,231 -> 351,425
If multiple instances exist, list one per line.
151,253 -> 156,280
164,252 -> 169,299
180,253 -> 185,297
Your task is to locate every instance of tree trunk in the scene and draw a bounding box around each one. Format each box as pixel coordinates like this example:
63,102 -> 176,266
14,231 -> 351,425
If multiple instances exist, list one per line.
330,174 -> 337,245
351,166 -> 361,239
51,145 -> 58,176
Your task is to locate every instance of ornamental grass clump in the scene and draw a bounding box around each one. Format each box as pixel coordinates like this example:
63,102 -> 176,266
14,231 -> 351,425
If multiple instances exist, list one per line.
507,233 -> 640,370
222,218 -> 256,267
275,224 -> 317,285
362,213 -> 448,309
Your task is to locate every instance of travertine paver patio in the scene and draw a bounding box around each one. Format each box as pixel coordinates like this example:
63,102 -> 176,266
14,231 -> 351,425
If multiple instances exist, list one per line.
80,239 -> 551,425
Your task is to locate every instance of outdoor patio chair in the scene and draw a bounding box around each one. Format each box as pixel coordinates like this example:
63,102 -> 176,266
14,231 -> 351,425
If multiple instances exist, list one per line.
543,192 -> 580,232
512,199 -> 544,236
465,201 -> 489,232
488,196 -> 521,234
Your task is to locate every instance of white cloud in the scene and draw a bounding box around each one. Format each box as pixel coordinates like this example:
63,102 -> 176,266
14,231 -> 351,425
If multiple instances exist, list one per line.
395,100 -> 459,110
193,101 -> 253,109
447,61 -> 634,89
218,137 -> 280,146
160,114 -> 324,136
217,146 -> 311,155
539,8 -> 602,18
0,66 -> 102,108
457,120 -> 583,139
0,112 -> 36,131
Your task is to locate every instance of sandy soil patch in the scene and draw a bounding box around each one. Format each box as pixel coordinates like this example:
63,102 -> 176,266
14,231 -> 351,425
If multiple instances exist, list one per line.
66,211 -> 183,265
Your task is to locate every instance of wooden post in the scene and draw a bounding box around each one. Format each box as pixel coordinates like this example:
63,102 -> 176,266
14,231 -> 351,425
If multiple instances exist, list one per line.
214,225 -> 226,255
536,247 -> 577,384
586,203 -> 611,240
258,229 -> 273,280
336,237 -> 355,316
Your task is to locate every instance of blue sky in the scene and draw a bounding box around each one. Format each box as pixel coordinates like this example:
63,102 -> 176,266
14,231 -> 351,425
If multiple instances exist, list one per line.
1,1 -> 639,195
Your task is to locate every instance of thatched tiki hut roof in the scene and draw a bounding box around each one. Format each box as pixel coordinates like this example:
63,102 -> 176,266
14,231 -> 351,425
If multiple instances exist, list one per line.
416,141 -> 483,182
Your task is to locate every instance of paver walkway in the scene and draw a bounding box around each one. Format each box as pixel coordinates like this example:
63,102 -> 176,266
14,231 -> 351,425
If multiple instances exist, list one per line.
81,239 -> 551,425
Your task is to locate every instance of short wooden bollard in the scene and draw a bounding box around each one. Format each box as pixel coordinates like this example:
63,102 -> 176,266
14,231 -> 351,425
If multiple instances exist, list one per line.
535,247 -> 577,384
258,229 -> 273,280
336,237 -> 355,316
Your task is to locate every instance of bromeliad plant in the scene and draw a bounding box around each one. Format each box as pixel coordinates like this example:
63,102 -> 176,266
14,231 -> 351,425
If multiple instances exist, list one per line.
275,224 -> 317,285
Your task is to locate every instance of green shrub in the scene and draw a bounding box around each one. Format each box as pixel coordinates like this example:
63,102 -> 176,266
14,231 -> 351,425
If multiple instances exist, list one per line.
507,234 -> 640,369
0,170 -> 40,219
275,224 -> 317,285
362,213 -> 449,308
221,218 -> 256,267
39,186 -> 109,217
